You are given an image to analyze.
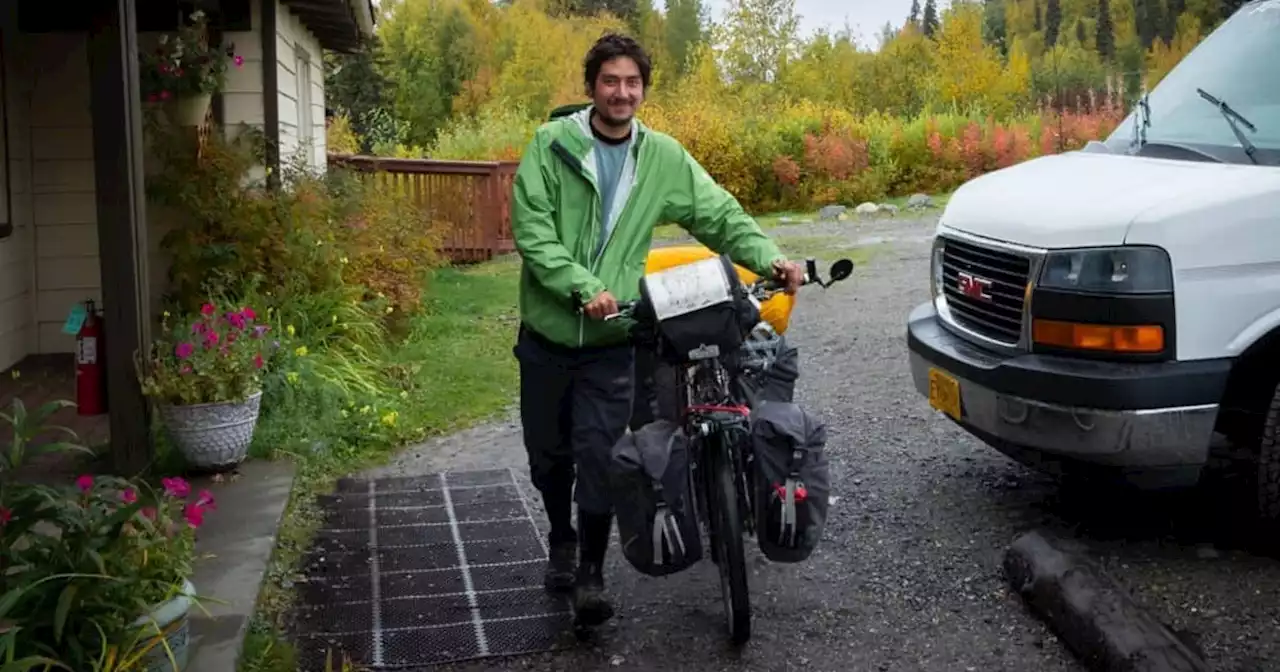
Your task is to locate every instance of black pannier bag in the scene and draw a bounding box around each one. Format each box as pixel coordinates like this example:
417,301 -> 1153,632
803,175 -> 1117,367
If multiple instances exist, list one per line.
732,322 -> 800,407
638,254 -> 760,365
749,401 -> 831,563
609,419 -> 703,576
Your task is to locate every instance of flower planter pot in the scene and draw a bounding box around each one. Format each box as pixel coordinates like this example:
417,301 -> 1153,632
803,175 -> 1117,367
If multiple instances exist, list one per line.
164,93 -> 211,127
131,579 -> 195,672
158,390 -> 262,471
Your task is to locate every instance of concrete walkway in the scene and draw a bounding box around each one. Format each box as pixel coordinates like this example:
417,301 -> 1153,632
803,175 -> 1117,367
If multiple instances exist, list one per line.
186,459 -> 297,672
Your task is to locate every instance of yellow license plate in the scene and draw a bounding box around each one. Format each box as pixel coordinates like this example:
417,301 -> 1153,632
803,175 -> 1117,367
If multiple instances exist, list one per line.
928,368 -> 962,421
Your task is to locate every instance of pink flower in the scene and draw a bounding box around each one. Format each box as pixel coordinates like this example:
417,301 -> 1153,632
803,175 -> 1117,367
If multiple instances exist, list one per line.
183,502 -> 205,528
162,476 -> 190,499
141,507 -> 157,520
175,342 -> 194,359
192,321 -> 207,334
159,89 -> 171,100
242,307 -> 257,320
234,55 -> 244,67
196,490 -> 217,510
121,488 -> 138,504
203,331 -> 220,349
0,507 -> 11,526
76,475 -> 94,492
226,312 -> 246,329
254,353 -> 264,369
201,303 -> 216,316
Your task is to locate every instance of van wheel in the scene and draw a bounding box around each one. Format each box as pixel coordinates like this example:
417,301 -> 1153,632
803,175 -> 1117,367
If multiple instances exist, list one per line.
1256,383 -> 1280,521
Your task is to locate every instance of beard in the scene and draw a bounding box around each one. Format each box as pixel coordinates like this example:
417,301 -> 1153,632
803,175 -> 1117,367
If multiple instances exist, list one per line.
595,100 -> 635,126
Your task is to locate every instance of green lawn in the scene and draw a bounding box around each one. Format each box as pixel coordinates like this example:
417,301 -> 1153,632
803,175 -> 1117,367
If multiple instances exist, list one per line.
240,258 -> 523,672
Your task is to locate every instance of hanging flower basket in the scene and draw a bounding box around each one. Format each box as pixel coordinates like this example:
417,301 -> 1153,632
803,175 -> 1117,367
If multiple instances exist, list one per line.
138,10 -> 242,117
158,390 -> 262,471
163,93 -> 212,128
130,579 -> 197,672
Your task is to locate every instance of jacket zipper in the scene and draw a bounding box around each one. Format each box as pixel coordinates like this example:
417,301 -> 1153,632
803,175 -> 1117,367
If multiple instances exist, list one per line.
551,137 -> 642,347
586,141 -> 645,345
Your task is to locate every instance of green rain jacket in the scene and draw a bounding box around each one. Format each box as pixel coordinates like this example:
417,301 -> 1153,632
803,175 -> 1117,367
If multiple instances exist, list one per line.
511,106 -> 786,349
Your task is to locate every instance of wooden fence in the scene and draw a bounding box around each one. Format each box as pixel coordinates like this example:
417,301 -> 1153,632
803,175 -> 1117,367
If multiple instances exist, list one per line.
327,154 -> 519,263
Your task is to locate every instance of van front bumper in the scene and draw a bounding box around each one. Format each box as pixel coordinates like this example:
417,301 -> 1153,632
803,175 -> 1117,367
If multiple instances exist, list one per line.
906,302 -> 1232,487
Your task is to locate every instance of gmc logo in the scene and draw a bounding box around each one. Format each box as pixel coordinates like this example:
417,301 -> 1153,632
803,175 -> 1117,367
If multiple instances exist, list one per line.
957,271 -> 993,302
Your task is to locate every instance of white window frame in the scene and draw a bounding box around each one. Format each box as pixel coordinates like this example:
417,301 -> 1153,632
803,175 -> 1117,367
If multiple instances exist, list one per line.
294,45 -> 314,165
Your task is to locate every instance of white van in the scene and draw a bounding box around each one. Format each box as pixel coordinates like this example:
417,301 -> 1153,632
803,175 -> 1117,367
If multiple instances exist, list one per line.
906,0 -> 1280,517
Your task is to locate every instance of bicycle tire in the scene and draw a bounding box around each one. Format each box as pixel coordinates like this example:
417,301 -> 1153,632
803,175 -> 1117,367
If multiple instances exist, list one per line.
712,440 -> 751,645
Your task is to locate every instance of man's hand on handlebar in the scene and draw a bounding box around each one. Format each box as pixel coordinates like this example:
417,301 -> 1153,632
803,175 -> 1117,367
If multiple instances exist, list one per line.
583,290 -> 619,320
771,258 -> 805,295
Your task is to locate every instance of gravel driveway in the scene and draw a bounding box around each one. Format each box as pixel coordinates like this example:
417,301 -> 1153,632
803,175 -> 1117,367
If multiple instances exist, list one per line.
364,214 -> 1280,672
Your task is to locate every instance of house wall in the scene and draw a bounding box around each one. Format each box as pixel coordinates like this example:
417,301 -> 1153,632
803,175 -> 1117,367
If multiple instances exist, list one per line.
275,2 -> 327,170
222,0 -> 327,171
0,6 -> 36,371
25,33 -> 96,355
9,2 -> 332,358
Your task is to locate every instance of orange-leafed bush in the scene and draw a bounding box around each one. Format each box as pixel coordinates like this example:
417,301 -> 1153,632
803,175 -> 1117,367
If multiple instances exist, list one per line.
426,94 -> 1127,214
146,123 -> 449,321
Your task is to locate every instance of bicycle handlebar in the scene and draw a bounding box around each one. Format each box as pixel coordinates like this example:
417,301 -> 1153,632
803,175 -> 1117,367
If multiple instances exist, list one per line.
573,257 -> 829,320
571,256 -> 851,321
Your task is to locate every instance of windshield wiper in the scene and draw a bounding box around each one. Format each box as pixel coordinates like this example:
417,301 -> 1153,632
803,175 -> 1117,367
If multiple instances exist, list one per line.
1197,88 -> 1259,164
1129,92 -> 1151,152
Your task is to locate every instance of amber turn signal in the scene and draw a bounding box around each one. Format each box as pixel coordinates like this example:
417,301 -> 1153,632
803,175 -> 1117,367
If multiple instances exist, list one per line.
1032,319 -> 1165,353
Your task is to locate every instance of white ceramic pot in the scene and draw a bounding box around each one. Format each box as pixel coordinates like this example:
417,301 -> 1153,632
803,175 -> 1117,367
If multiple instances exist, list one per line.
157,390 -> 262,471
131,579 -> 195,672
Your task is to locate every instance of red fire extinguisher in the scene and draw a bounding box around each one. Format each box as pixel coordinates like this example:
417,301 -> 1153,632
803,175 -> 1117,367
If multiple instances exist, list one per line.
76,299 -> 107,416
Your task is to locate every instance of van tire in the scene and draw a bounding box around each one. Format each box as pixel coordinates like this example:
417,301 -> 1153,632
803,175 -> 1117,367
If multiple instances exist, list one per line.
1256,383 -> 1280,520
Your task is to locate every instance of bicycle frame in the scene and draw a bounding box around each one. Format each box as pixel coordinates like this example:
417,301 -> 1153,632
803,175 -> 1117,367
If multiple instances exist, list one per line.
673,358 -> 758,551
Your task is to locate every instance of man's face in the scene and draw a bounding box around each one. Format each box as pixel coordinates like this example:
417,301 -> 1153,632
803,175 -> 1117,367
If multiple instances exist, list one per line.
589,56 -> 644,127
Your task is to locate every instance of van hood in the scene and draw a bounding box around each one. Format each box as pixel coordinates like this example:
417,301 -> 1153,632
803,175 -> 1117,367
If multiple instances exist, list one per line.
939,150 -> 1278,249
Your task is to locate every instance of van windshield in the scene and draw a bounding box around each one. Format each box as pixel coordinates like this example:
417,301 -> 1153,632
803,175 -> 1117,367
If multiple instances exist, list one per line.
1105,0 -> 1280,164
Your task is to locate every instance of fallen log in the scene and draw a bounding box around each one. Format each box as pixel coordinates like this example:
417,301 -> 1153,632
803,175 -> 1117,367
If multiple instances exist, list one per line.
1002,530 -> 1212,672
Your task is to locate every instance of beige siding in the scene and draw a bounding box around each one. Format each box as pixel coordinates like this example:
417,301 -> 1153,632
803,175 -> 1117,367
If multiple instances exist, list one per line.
222,0 -> 328,173
0,7 -> 35,371
222,0 -> 266,137
276,2 -> 327,171
22,31 -> 182,355
26,34 -> 96,355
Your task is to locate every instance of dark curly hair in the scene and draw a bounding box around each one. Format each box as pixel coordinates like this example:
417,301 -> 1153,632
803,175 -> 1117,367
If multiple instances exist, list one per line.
583,32 -> 652,92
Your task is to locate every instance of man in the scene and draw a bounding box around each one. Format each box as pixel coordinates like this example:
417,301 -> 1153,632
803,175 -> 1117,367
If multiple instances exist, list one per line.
510,32 -> 803,630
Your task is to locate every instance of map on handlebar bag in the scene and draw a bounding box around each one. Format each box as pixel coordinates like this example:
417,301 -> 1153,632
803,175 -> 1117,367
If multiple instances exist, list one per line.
645,257 -> 735,321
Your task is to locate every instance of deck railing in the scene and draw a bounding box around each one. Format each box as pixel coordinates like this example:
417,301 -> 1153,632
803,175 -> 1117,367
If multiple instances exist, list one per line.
327,154 -> 520,263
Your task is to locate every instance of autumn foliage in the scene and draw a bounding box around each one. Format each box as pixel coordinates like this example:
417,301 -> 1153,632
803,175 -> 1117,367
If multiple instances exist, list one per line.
328,0 -> 1212,212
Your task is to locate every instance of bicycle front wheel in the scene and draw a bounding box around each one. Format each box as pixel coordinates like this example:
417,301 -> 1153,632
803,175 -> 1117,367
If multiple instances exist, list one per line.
711,440 -> 751,645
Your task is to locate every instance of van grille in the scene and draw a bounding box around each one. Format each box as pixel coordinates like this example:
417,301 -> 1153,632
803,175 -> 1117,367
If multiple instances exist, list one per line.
940,237 -> 1032,344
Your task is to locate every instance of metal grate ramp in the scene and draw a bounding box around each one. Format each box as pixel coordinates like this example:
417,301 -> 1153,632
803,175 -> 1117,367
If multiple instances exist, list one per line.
292,468 -> 574,668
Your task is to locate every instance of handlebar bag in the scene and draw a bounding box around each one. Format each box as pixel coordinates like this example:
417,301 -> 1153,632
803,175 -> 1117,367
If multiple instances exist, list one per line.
732,322 -> 800,407
608,419 -> 703,577
638,254 -> 760,365
749,401 -> 830,563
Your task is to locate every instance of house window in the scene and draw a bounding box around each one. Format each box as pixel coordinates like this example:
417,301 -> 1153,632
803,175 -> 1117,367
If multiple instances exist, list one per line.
294,45 -> 313,164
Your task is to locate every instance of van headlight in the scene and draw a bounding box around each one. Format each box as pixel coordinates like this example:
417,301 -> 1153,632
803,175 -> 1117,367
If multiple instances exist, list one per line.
1038,246 -> 1172,294
930,239 -> 946,298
